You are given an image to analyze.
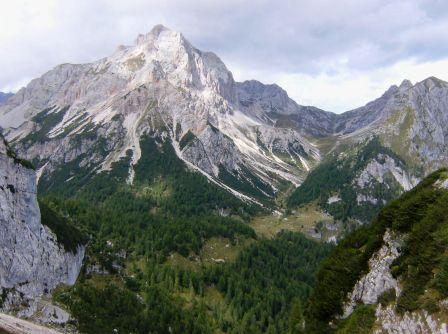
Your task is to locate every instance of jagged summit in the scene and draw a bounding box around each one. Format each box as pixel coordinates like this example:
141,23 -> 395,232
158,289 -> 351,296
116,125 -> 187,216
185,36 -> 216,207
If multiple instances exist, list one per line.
0,23 -> 447,205
134,24 -> 183,46
0,25 -> 327,202
415,76 -> 448,90
398,79 -> 413,90
393,76 -> 448,93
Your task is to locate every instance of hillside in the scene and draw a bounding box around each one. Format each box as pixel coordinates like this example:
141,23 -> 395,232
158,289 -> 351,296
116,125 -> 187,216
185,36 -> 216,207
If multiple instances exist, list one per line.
287,137 -> 416,223
287,77 -> 448,223
306,168 -> 448,333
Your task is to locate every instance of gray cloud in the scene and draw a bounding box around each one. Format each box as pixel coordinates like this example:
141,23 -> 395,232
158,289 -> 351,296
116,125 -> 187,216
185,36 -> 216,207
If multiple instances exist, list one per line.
1,0 -> 447,110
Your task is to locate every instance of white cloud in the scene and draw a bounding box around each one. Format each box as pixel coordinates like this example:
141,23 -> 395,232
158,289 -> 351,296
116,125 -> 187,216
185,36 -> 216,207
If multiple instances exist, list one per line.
1,0 -> 447,112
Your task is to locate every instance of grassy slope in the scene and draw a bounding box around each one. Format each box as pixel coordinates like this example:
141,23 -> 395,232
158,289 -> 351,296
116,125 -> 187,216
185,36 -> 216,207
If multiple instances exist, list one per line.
287,137 -> 407,222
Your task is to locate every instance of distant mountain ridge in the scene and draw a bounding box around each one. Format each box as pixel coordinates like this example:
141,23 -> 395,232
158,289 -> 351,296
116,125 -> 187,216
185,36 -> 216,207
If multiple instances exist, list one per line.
0,25 -> 447,213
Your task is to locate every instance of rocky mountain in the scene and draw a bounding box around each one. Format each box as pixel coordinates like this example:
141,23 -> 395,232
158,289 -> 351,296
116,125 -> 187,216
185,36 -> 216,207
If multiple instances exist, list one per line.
0,25 -> 447,212
287,77 -> 448,223
0,25 -> 328,204
306,169 -> 448,333
0,136 -> 85,320
334,77 -> 448,172
235,80 -> 337,138
287,137 -> 417,223
1,25 -> 447,216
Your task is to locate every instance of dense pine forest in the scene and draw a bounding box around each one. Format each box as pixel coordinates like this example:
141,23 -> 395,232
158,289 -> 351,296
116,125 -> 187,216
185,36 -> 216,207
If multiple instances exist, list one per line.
39,133 -> 448,333
38,136 -> 332,333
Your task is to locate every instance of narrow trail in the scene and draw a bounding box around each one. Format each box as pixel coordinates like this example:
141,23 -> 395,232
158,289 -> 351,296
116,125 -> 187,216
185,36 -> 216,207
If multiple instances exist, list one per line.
0,313 -> 61,334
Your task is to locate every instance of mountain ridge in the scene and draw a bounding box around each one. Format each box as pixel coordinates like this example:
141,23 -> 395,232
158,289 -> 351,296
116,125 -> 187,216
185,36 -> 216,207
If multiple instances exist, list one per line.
0,25 -> 326,203
1,25 -> 447,209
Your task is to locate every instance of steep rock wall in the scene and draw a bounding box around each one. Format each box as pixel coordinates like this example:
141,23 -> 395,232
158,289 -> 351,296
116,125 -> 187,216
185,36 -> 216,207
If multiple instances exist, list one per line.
0,138 -> 85,316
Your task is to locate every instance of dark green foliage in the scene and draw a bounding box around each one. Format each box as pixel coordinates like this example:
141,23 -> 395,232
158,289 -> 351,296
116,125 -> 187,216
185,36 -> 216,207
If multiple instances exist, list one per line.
306,222 -> 384,332
306,168 -> 448,331
38,199 -> 87,252
134,137 -> 258,216
38,154 -> 96,198
39,135 -> 255,256
179,130 -> 197,150
435,258 -> 448,296
35,130 -> 333,333
45,188 -> 255,261
39,135 -> 258,259
335,304 -> 376,334
56,282 -> 212,334
287,137 -> 406,221
389,180 -> 448,312
22,106 -> 69,144
378,288 -> 396,306
289,298 -> 304,334
41,135 -> 266,333
219,165 -> 275,203
56,283 -> 149,333
206,232 -> 333,333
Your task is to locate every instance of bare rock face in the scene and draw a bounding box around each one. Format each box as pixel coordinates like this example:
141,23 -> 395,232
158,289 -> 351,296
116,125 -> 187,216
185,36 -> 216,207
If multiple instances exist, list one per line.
354,154 -> 418,194
343,230 -> 403,318
0,25 -> 447,206
0,138 -> 84,316
342,228 -> 448,333
0,25 -> 324,202
235,80 -> 337,137
337,77 -> 448,175
374,305 -> 448,334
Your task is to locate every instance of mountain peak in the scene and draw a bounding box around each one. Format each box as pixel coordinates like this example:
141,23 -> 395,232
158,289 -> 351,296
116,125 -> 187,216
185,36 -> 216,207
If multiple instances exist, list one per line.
417,76 -> 448,89
399,79 -> 413,90
134,24 -> 182,46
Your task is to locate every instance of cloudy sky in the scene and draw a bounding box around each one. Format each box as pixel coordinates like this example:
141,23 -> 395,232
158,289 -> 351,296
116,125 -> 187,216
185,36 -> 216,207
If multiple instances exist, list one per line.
1,0 -> 448,112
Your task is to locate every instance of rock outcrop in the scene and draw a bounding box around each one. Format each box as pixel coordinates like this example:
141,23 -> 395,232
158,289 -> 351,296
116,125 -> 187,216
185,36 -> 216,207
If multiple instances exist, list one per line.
0,137 -> 85,316
342,227 -> 448,333
343,229 -> 403,318
374,305 -> 448,334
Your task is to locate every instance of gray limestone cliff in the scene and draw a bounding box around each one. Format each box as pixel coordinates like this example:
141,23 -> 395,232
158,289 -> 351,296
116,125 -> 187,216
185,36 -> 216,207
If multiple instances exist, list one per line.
342,229 -> 448,333
0,137 -> 85,316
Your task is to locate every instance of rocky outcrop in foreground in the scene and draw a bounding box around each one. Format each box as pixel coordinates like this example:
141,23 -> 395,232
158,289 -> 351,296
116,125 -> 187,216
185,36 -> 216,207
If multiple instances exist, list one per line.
0,138 -> 85,317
